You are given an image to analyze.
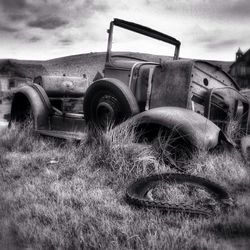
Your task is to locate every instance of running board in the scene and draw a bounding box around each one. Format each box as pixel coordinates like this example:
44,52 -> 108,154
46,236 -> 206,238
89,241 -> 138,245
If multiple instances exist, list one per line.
36,129 -> 85,141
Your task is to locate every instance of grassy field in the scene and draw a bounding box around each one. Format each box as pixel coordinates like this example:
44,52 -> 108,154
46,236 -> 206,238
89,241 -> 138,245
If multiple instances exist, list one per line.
0,122 -> 250,249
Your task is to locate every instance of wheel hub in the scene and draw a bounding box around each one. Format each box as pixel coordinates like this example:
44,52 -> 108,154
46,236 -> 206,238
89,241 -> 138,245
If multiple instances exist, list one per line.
96,95 -> 119,127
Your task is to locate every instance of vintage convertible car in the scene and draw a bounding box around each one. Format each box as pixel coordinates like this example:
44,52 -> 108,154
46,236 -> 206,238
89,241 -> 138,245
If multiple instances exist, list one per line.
9,18 -> 250,158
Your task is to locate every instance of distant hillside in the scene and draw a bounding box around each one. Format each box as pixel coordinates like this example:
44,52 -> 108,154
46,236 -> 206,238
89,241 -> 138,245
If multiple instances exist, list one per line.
45,52 -> 106,81
0,52 -> 107,82
0,52 -> 233,82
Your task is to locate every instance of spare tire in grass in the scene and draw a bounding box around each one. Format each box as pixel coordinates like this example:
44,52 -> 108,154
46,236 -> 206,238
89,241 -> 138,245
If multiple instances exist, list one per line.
126,173 -> 231,217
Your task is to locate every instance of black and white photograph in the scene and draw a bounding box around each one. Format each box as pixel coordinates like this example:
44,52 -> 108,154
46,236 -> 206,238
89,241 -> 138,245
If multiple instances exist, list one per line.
0,0 -> 250,249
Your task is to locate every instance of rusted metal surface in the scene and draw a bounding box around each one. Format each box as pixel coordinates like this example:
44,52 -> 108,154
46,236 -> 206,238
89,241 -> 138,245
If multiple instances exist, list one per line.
36,129 -> 85,140
106,18 -> 180,65
150,60 -> 193,109
46,113 -> 85,133
132,107 -> 226,150
33,75 -> 89,98
150,60 -> 241,111
83,78 -> 139,128
113,19 -> 180,49
10,84 -> 51,130
205,87 -> 249,134
194,61 -> 240,90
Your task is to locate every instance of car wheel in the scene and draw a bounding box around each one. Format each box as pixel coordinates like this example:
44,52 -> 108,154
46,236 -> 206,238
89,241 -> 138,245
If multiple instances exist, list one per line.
84,79 -> 139,130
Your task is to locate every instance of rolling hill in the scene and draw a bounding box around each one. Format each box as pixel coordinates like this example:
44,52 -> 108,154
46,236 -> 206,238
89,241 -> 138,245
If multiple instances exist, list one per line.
0,52 -> 233,83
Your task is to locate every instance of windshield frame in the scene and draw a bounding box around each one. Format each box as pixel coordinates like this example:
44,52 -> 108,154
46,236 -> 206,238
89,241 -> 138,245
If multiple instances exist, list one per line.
105,18 -> 181,65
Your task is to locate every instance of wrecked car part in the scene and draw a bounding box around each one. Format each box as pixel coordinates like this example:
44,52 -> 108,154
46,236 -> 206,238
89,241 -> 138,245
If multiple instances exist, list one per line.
33,75 -> 89,98
9,18 -> 249,151
10,84 -> 52,130
106,18 -> 181,63
132,107 -> 231,150
84,78 -> 139,129
205,87 -> 249,137
126,173 -> 231,217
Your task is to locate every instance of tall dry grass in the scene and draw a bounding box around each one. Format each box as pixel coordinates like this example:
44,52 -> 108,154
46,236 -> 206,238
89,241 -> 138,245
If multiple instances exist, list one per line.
0,121 -> 249,249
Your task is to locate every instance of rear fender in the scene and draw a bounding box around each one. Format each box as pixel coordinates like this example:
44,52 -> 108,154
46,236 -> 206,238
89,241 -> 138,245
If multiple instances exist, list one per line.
10,84 -> 52,130
132,107 -> 231,150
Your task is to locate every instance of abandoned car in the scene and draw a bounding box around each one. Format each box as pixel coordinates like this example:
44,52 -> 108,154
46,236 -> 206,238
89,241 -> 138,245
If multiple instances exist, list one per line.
9,18 -> 250,159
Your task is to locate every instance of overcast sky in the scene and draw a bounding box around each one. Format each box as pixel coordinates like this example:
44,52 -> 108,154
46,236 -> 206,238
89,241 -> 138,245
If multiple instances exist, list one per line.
0,0 -> 249,61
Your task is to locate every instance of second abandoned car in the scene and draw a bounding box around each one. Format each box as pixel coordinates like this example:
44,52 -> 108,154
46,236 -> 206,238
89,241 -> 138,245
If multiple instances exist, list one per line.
9,19 -> 250,156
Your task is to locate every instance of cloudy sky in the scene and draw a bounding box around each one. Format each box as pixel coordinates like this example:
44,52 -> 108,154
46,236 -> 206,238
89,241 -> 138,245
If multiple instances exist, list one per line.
0,0 -> 249,61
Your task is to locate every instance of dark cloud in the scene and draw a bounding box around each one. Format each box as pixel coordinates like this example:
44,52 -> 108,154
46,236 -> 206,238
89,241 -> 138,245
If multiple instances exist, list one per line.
0,0 -> 110,31
29,36 -> 41,43
88,0 -> 110,12
9,13 -> 28,21
59,38 -> 73,46
222,0 -> 250,20
1,0 -> 28,11
204,39 -> 241,50
28,16 -> 68,30
0,23 -> 18,33
146,0 -> 250,22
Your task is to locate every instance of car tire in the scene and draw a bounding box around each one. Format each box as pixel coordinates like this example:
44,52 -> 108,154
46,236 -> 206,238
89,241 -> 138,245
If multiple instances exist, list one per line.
84,78 -> 139,130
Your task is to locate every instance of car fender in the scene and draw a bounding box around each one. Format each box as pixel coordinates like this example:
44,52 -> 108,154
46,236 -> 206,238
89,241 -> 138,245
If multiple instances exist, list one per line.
132,107 -> 230,150
10,84 -> 52,130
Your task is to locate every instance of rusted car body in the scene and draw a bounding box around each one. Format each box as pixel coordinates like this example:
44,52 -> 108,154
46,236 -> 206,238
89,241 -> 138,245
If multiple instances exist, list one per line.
9,19 -> 250,155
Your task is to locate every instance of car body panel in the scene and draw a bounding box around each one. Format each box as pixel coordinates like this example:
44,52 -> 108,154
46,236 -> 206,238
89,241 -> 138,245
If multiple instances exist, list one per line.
33,75 -> 89,98
132,107 -> 224,150
10,84 -> 51,130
